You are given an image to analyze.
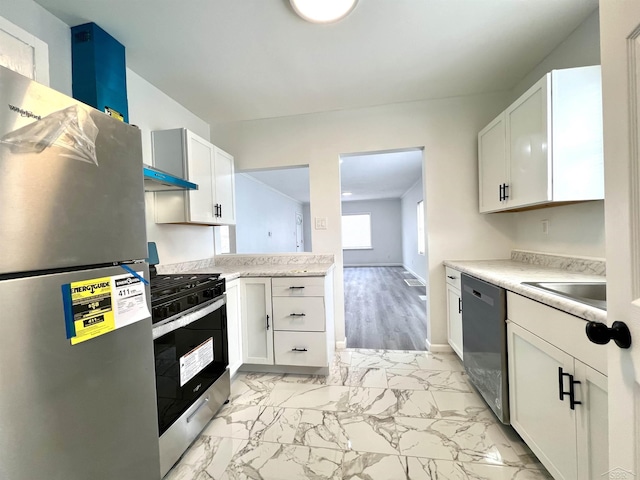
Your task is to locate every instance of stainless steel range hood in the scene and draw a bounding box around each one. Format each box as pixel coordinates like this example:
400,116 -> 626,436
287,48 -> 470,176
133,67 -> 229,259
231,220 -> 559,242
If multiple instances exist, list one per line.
143,165 -> 197,191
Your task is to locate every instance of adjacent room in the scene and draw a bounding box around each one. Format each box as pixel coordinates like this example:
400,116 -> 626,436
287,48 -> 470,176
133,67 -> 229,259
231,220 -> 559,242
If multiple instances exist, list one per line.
340,149 -> 427,350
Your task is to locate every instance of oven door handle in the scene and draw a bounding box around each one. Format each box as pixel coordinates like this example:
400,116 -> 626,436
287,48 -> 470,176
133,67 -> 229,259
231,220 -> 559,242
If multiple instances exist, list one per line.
186,396 -> 210,423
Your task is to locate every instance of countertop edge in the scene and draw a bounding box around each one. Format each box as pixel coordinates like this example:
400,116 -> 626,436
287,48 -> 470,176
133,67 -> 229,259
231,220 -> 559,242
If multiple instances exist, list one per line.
183,263 -> 335,280
444,260 -> 607,323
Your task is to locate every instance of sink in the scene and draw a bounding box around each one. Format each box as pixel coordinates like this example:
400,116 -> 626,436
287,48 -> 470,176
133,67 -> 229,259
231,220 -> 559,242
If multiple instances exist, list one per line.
521,281 -> 606,310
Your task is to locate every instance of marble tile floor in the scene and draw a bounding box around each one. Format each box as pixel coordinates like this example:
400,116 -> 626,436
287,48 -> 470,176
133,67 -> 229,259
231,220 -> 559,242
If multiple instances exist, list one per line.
165,349 -> 552,480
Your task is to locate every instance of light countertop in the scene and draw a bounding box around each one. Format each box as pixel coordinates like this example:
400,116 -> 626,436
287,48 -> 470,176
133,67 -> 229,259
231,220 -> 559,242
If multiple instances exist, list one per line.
185,263 -> 335,281
444,259 -> 606,323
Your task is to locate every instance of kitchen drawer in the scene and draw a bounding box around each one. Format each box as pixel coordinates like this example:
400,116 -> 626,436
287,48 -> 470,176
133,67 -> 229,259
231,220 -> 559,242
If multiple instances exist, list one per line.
273,297 -> 325,332
272,276 -> 325,297
274,331 -> 327,367
507,292 -> 606,375
445,267 -> 462,290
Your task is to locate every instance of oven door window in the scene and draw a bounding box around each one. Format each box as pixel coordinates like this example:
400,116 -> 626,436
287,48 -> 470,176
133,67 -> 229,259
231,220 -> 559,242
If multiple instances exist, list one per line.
154,306 -> 228,435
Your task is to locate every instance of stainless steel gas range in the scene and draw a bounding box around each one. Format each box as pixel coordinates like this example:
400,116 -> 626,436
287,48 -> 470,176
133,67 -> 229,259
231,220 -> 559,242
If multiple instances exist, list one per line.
150,273 -> 230,477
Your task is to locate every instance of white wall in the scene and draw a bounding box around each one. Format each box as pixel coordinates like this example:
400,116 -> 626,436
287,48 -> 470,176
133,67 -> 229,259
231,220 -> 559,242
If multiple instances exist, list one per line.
1,0 -> 72,96
513,201 -> 605,257
211,92 -> 515,348
342,199 -> 403,266
512,10 -> 601,101
302,203 -> 312,252
509,9 -> 605,258
401,180 -> 428,282
235,174 -> 303,253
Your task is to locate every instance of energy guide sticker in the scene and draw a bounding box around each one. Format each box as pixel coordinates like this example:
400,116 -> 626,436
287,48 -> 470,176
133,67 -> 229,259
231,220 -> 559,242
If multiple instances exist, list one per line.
68,276 -> 116,345
63,271 -> 150,345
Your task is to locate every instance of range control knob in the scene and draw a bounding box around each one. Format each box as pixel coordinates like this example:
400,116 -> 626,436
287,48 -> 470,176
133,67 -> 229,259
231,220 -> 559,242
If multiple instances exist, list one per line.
169,301 -> 181,314
203,289 -> 214,298
187,294 -> 199,305
153,306 -> 169,321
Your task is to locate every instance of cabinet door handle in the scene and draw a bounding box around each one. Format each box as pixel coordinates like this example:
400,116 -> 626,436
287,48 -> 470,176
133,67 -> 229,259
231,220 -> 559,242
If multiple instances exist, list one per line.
289,286 -> 305,290
266,314 -> 270,330
219,204 -> 222,218
499,184 -> 504,201
558,367 -> 571,401
569,376 -> 582,410
291,347 -> 308,352
503,184 -> 509,200
289,313 -> 306,317
458,298 -> 462,314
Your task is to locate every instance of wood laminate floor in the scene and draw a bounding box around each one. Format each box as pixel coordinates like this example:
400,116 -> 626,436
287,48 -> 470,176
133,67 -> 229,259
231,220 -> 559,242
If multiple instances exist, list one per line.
344,266 -> 428,351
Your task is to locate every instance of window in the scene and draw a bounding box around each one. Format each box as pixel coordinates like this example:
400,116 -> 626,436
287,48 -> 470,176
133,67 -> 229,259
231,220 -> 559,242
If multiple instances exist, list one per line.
417,200 -> 425,255
342,213 -> 372,249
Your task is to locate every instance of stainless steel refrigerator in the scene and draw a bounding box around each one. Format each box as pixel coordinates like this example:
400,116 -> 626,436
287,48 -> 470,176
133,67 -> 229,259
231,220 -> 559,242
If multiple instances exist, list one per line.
0,66 -> 161,479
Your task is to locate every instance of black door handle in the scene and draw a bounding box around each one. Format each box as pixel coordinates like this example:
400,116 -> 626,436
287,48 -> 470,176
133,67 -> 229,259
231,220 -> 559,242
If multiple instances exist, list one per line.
289,313 -> 306,317
266,314 -> 270,330
291,348 -> 308,352
458,297 -> 462,314
569,376 -> 582,410
499,184 -> 504,201
558,367 -> 571,401
586,321 -> 631,349
558,367 -> 582,410
503,183 -> 509,200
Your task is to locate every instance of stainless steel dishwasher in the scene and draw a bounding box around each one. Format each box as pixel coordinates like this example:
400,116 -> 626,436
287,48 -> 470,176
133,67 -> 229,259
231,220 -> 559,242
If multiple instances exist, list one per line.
461,273 -> 509,424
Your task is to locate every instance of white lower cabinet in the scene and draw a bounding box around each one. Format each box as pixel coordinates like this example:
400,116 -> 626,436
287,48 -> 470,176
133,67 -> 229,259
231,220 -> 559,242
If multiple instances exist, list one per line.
225,279 -> 242,376
445,267 -> 463,359
507,293 -> 608,480
240,278 -> 273,365
240,273 -> 335,368
274,331 -> 328,367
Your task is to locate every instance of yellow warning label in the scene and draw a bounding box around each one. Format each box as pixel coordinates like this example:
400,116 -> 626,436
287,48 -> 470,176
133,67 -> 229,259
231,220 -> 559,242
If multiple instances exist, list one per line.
69,276 -> 116,345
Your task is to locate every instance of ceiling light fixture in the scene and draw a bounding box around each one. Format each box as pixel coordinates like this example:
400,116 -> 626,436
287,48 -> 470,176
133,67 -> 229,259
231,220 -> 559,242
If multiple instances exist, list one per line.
290,0 -> 358,24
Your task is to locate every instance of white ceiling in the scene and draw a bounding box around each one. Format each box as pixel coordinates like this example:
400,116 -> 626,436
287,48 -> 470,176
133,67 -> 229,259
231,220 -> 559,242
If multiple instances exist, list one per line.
341,150 -> 423,202
243,149 -> 422,203
244,166 -> 311,203
34,0 -> 597,125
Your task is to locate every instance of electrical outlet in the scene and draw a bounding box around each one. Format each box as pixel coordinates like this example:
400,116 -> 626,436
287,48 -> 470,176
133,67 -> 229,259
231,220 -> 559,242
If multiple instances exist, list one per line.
541,219 -> 549,235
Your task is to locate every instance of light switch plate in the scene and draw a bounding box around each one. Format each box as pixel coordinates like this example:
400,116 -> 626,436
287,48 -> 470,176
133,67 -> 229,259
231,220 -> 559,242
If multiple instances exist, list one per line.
315,217 -> 328,230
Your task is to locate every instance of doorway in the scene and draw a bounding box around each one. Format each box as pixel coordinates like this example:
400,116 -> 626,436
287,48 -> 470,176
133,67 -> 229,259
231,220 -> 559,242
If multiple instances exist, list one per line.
340,148 -> 427,351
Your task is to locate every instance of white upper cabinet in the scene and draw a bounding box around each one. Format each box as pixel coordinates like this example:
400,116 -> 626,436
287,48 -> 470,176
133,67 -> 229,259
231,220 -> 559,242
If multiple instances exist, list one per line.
153,128 -> 236,225
213,147 -> 236,225
478,66 -> 604,213
478,114 -> 507,213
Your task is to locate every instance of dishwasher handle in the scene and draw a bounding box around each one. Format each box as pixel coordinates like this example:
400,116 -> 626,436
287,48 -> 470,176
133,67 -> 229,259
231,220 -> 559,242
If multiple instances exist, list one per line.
472,289 -> 482,299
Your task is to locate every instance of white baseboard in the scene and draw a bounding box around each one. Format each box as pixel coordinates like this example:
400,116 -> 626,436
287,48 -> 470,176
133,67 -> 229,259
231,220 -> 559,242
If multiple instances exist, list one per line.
336,338 -> 347,350
425,338 -> 454,353
402,264 -> 426,285
343,263 -> 403,267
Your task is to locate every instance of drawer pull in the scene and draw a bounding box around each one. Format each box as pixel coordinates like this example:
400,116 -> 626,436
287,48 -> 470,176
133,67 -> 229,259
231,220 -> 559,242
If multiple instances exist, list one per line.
186,396 -> 209,423
447,275 -> 457,280
289,313 -> 306,317
291,347 -> 308,352
289,286 -> 305,289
